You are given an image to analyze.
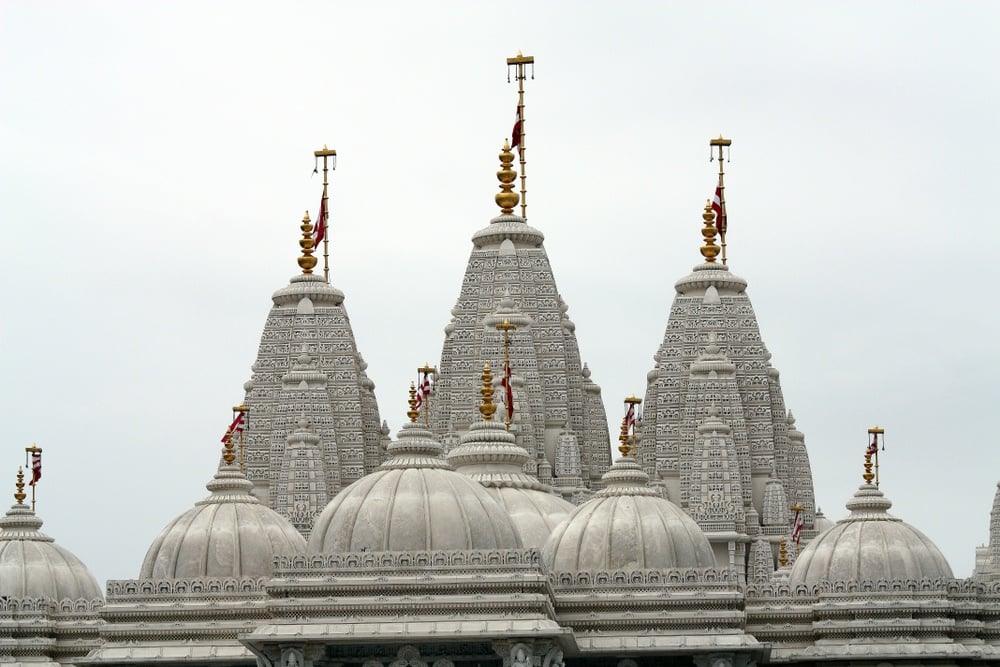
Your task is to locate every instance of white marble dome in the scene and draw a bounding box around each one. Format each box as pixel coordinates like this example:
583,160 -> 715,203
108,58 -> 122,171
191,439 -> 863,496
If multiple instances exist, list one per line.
141,458 -> 306,578
789,482 -> 953,586
447,418 -> 573,548
308,418 -> 522,553
543,457 -> 715,572
0,499 -> 102,601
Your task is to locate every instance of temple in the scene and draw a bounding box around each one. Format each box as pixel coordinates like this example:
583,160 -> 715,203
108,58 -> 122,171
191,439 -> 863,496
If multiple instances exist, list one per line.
3,55 -> 999,667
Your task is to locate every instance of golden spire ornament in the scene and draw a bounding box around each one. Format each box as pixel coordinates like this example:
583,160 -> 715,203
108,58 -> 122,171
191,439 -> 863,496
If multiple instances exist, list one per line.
407,382 -> 420,423
222,428 -> 236,466
14,468 -> 25,505
618,415 -> 631,457
495,140 -> 520,215
297,211 -> 317,274
479,362 -> 497,421
700,200 -> 721,263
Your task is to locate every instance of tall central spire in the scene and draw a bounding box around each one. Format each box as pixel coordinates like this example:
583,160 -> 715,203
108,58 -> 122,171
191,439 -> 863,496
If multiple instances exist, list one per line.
433,116 -> 611,493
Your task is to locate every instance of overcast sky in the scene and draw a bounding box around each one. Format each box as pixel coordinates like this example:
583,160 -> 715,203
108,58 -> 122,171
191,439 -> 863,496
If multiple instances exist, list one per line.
2,1 -> 998,588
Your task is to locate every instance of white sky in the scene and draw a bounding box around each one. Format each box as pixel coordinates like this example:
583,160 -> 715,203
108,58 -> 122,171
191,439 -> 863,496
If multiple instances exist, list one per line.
2,1 -> 998,588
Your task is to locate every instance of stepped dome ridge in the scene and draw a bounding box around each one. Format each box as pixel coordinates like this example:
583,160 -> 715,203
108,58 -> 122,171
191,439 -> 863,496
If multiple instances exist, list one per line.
140,443 -> 306,578
674,261 -> 749,295
308,384 -> 522,553
543,456 -> 715,572
271,272 -> 346,306
0,471 -> 102,601
789,481 -> 953,586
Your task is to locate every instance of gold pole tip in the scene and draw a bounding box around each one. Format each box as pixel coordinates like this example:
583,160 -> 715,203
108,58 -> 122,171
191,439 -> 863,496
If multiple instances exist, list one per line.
222,428 -> 236,465
407,382 -> 420,423
495,141 -> 520,214
700,200 -> 720,263
479,362 -> 497,421
14,468 -> 25,505
297,211 -> 318,274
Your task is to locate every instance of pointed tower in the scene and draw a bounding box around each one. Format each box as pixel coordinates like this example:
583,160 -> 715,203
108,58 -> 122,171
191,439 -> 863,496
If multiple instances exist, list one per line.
238,210 -> 383,515
433,141 -> 611,489
688,406 -> 747,577
641,184 -> 818,539
982,481 -> 1000,580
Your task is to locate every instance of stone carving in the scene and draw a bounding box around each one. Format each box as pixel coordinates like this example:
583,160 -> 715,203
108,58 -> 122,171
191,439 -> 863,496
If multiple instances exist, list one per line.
433,214 -> 611,494
642,262 -> 817,545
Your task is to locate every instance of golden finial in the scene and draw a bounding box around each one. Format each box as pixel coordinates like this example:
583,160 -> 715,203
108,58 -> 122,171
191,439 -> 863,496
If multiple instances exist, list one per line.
618,415 -> 630,457
479,363 -> 497,421
407,382 -> 420,423
779,538 -> 788,567
14,468 -> 25,505
297,211 -> 318,274
700,200 -> 720,263
222,428 -> 236,465
495,140 -> 520,215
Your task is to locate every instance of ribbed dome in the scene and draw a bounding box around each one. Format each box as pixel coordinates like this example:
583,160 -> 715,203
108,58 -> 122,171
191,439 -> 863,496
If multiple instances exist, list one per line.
141,460 -> 306,578
448,418 -> 574,548
309,420 -> 521,553
543,457 -> 715,572
0,501 -> 102,601
789,483 -> 953,586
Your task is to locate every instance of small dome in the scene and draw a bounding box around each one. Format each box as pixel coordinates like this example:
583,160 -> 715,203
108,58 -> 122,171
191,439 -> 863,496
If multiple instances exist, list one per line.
543,457 -> 715,572
813,507 -> 835,533
309,420 -> 521,553
448,418 -> 573,548
790,483 -> 952,587
141,458 -> 306,578
0,501 -> 102,601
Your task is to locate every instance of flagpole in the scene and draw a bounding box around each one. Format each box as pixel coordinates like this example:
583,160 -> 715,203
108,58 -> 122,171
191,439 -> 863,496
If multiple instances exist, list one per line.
25,444 -> 41,512
313,145 -> 337,283
625,395 -> 642,454
418,363 -> 436,427
234,402 -> 250,473
507,52 -> 534,222
496,318 -> 517,431
868,425 -> 884,488
710,135 -> 732,265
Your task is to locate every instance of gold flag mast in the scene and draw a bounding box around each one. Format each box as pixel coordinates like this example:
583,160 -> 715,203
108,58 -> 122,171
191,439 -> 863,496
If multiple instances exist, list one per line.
710,135 -> 732,265
496,318 -> 517,431
867,425 -> 885,488
24,444 -> 41,512
313,145 -> 337,283
507,52 -> 534,221
233,402 -> 250,473
417,363 -> 437,427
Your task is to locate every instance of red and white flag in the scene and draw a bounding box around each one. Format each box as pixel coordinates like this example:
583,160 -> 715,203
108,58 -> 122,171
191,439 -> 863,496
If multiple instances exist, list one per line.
222,412 -> 245,443
711,185 -> 727,234
624,402 -> 637,432
500,362 -> 515,422
415,374 -> 432,410
511,105 -> 523,153
314,193 -> 327,246
792,507 -> 804,545
28,449 -> 41,487
866,434 -> 878,457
